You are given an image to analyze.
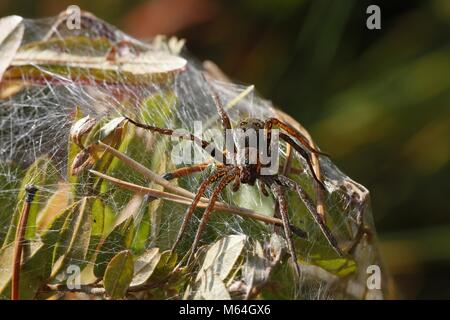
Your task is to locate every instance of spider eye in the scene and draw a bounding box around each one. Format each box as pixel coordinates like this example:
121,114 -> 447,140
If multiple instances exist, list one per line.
240,121 -> 247,126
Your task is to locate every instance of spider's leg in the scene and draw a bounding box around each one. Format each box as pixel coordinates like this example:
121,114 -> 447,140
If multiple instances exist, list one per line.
281,142 -> 294,176
276,175 -> 343,256
123,116 -> 227,164
269,128 -> 291,221
280,133 -> 325,189
186,170 -> 237,264
232,174 -> 241,192
260,179 -> 306,238
162,162 -> 224,181
205,74 -> 237,156
265,178 -> 301,279
170,169 -> 227,254
264,118 -> 329,156
257,180 -> 269,197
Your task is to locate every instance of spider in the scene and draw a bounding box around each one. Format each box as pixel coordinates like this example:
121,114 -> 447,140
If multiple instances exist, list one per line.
123,78 -> 342,277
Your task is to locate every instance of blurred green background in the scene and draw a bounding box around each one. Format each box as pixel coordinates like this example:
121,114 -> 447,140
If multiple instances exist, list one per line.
1,0 -> 449,299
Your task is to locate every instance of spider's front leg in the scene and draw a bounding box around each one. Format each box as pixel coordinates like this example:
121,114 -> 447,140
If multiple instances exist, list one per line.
279,133 -> 325,189
162,162 -> 224,181
205,76 -> 237,153
123,116 -> 228,164
264,118 -> 329,156
264,117 -> 326,188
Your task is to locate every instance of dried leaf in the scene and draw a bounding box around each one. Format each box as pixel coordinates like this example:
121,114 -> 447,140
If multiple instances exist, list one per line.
70,115 -> 96,148
4,37 -> 186,84
99,117 -> 126,140
0,15 -> 23,81
130,247 -> 161,287
197,234 -> 247,282
36,182 -> 70,232
70,147 -> 94,175
194,269 -> 231,300
243,241 -> 270,297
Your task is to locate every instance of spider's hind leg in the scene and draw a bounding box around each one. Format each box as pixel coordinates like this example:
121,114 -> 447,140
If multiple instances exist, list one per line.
276,175 -> 343,256
264,178 -> 301,280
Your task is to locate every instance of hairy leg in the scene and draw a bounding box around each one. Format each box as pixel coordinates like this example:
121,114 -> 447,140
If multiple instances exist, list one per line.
280,133 -> 325,189
257,180 -> 269,197
187,171 -> 237,263
266,179 -> 301,279
162,162 -> 224,181
170,169 -> 228,253
264,118 -> 329,156
276,175 -> 343,256
232,173 -> 241,192
205,74 -> 237,156
124,116 -> 227,164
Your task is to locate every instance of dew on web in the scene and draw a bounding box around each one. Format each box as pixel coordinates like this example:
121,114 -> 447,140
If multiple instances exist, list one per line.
0,11 -> 390,300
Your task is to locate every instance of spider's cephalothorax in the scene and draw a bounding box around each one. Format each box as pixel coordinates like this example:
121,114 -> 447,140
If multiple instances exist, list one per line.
235,118 -> 266,186
123,77 -> 342,279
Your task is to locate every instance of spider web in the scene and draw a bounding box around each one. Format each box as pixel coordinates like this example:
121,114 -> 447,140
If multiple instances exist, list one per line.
0,11 -> 388,300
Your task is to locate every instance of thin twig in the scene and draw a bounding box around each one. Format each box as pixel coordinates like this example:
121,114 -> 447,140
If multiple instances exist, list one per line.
43,283 -> 105,296
89,169 -> 286,227
12,184 -> 38,300
43,277 -> 168,296
97,141 -> 197,200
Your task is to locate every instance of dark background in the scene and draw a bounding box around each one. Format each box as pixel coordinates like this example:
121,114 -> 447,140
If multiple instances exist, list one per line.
1,0 -> 449,299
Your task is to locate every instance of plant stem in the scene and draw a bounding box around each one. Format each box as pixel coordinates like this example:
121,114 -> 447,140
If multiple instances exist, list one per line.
11,184 -> 38,300
89,169 -> 286,228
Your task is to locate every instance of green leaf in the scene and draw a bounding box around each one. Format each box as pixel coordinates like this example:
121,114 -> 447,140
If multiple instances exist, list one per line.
50,197 -> 92,281
296,238 -> 356,277
91,198 -> 106,237
140,91 -> 176,127
3,156 -> 60,245
68,107 -> 84,189
259,260 -> 297,300
147,250 -> 177,282
130,247 -> 161,287
313,257 -> 356,277
233,184 -> 274,217
93,217 -> 134,278
0,243 -> 14,295
104,250 -> 134,299
0,162 -> 24,245
0,201 -> 77,299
